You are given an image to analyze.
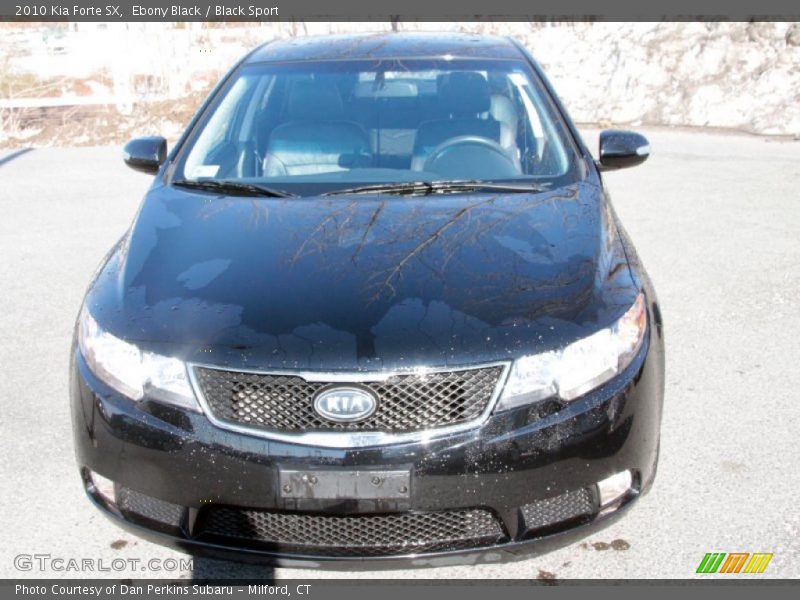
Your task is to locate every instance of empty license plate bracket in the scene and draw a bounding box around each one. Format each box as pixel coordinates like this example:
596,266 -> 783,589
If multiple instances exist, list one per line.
278,468 -> 411,500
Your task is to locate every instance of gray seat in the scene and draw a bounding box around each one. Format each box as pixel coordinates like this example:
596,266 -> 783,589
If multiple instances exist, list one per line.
263,81 -> 372,177
490,94 -> 520,158
411,72 -> 502,171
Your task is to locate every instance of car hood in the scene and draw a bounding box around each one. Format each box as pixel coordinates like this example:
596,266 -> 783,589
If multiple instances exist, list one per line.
86,181 -> 638,370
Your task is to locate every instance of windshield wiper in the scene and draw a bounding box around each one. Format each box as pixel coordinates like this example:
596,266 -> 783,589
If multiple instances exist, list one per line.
324,180 -> 550,196
172,179 -> 296,198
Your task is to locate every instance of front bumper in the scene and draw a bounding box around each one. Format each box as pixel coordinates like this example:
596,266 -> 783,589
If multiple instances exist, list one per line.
71,328 -> 663,567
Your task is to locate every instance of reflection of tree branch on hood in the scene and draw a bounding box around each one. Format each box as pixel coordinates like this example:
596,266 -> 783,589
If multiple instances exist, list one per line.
352,201 -> 386,265
435,190 -> 578,274
198,198 -> 272,231
367,195 -> 501,301
290,200 -> 358,266
276,185 -> 587,314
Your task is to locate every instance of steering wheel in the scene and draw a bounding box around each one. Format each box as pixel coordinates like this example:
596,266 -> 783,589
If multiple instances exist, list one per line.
423,135 -> 519,174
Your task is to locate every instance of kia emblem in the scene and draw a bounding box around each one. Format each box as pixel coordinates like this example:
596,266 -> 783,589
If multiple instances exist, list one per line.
313,387 -> 378,423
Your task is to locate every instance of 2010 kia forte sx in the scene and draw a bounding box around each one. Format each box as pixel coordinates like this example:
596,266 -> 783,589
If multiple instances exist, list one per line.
71,33 -> 664,566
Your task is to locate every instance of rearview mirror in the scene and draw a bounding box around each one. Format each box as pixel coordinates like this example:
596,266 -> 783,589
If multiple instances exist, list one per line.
598,130 -> 650,171
123,136 -> 167,174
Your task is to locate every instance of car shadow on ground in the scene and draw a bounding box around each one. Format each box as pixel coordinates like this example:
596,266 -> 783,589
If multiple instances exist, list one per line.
190,556 -> 276,581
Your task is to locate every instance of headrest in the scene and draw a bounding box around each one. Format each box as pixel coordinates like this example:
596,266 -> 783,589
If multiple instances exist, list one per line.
355,80 -> 418,98
287,80 -> 344,120
490,94 -> 518,128
439,72 -> 491,115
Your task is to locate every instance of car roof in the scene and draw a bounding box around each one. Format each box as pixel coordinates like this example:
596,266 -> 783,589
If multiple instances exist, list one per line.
246,32 -> 526,64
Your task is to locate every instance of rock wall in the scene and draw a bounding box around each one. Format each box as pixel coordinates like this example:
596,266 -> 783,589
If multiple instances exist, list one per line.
3,21 -> 798,146
399,22 -> 800,136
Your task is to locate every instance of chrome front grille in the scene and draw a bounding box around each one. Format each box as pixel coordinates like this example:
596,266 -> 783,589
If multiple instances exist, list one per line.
193,365 -> 505,434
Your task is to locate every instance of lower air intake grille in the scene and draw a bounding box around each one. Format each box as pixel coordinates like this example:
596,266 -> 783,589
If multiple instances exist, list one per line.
520,488 -> 597,534
198,508 -> 507,556
193,365 -> 504,433
117,487 -> 184,529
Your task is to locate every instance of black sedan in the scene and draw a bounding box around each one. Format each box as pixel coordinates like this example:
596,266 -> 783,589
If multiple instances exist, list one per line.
71,32 -> 664,567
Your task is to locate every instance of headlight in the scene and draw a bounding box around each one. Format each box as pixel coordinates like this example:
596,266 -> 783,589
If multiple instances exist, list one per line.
77,306 -> 200,411
496,293 -> 647,411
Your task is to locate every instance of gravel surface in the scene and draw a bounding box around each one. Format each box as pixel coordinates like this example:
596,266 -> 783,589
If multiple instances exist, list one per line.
1,127 -> 798,580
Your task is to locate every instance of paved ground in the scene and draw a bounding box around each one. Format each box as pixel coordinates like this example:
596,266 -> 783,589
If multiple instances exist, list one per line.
1,128 -> 799,580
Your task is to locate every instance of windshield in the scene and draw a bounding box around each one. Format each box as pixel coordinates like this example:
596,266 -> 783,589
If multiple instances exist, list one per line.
175,58 -> 583,195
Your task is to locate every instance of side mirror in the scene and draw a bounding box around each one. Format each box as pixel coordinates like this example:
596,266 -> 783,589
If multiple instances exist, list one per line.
123,136 -> 167,174
598,130 -> 650,171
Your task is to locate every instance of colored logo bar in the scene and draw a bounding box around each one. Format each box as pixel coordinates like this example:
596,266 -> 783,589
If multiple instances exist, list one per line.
697,553 -> 773,574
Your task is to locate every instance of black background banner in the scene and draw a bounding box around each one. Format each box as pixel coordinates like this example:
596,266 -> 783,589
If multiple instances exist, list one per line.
1,0 -> 800,21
